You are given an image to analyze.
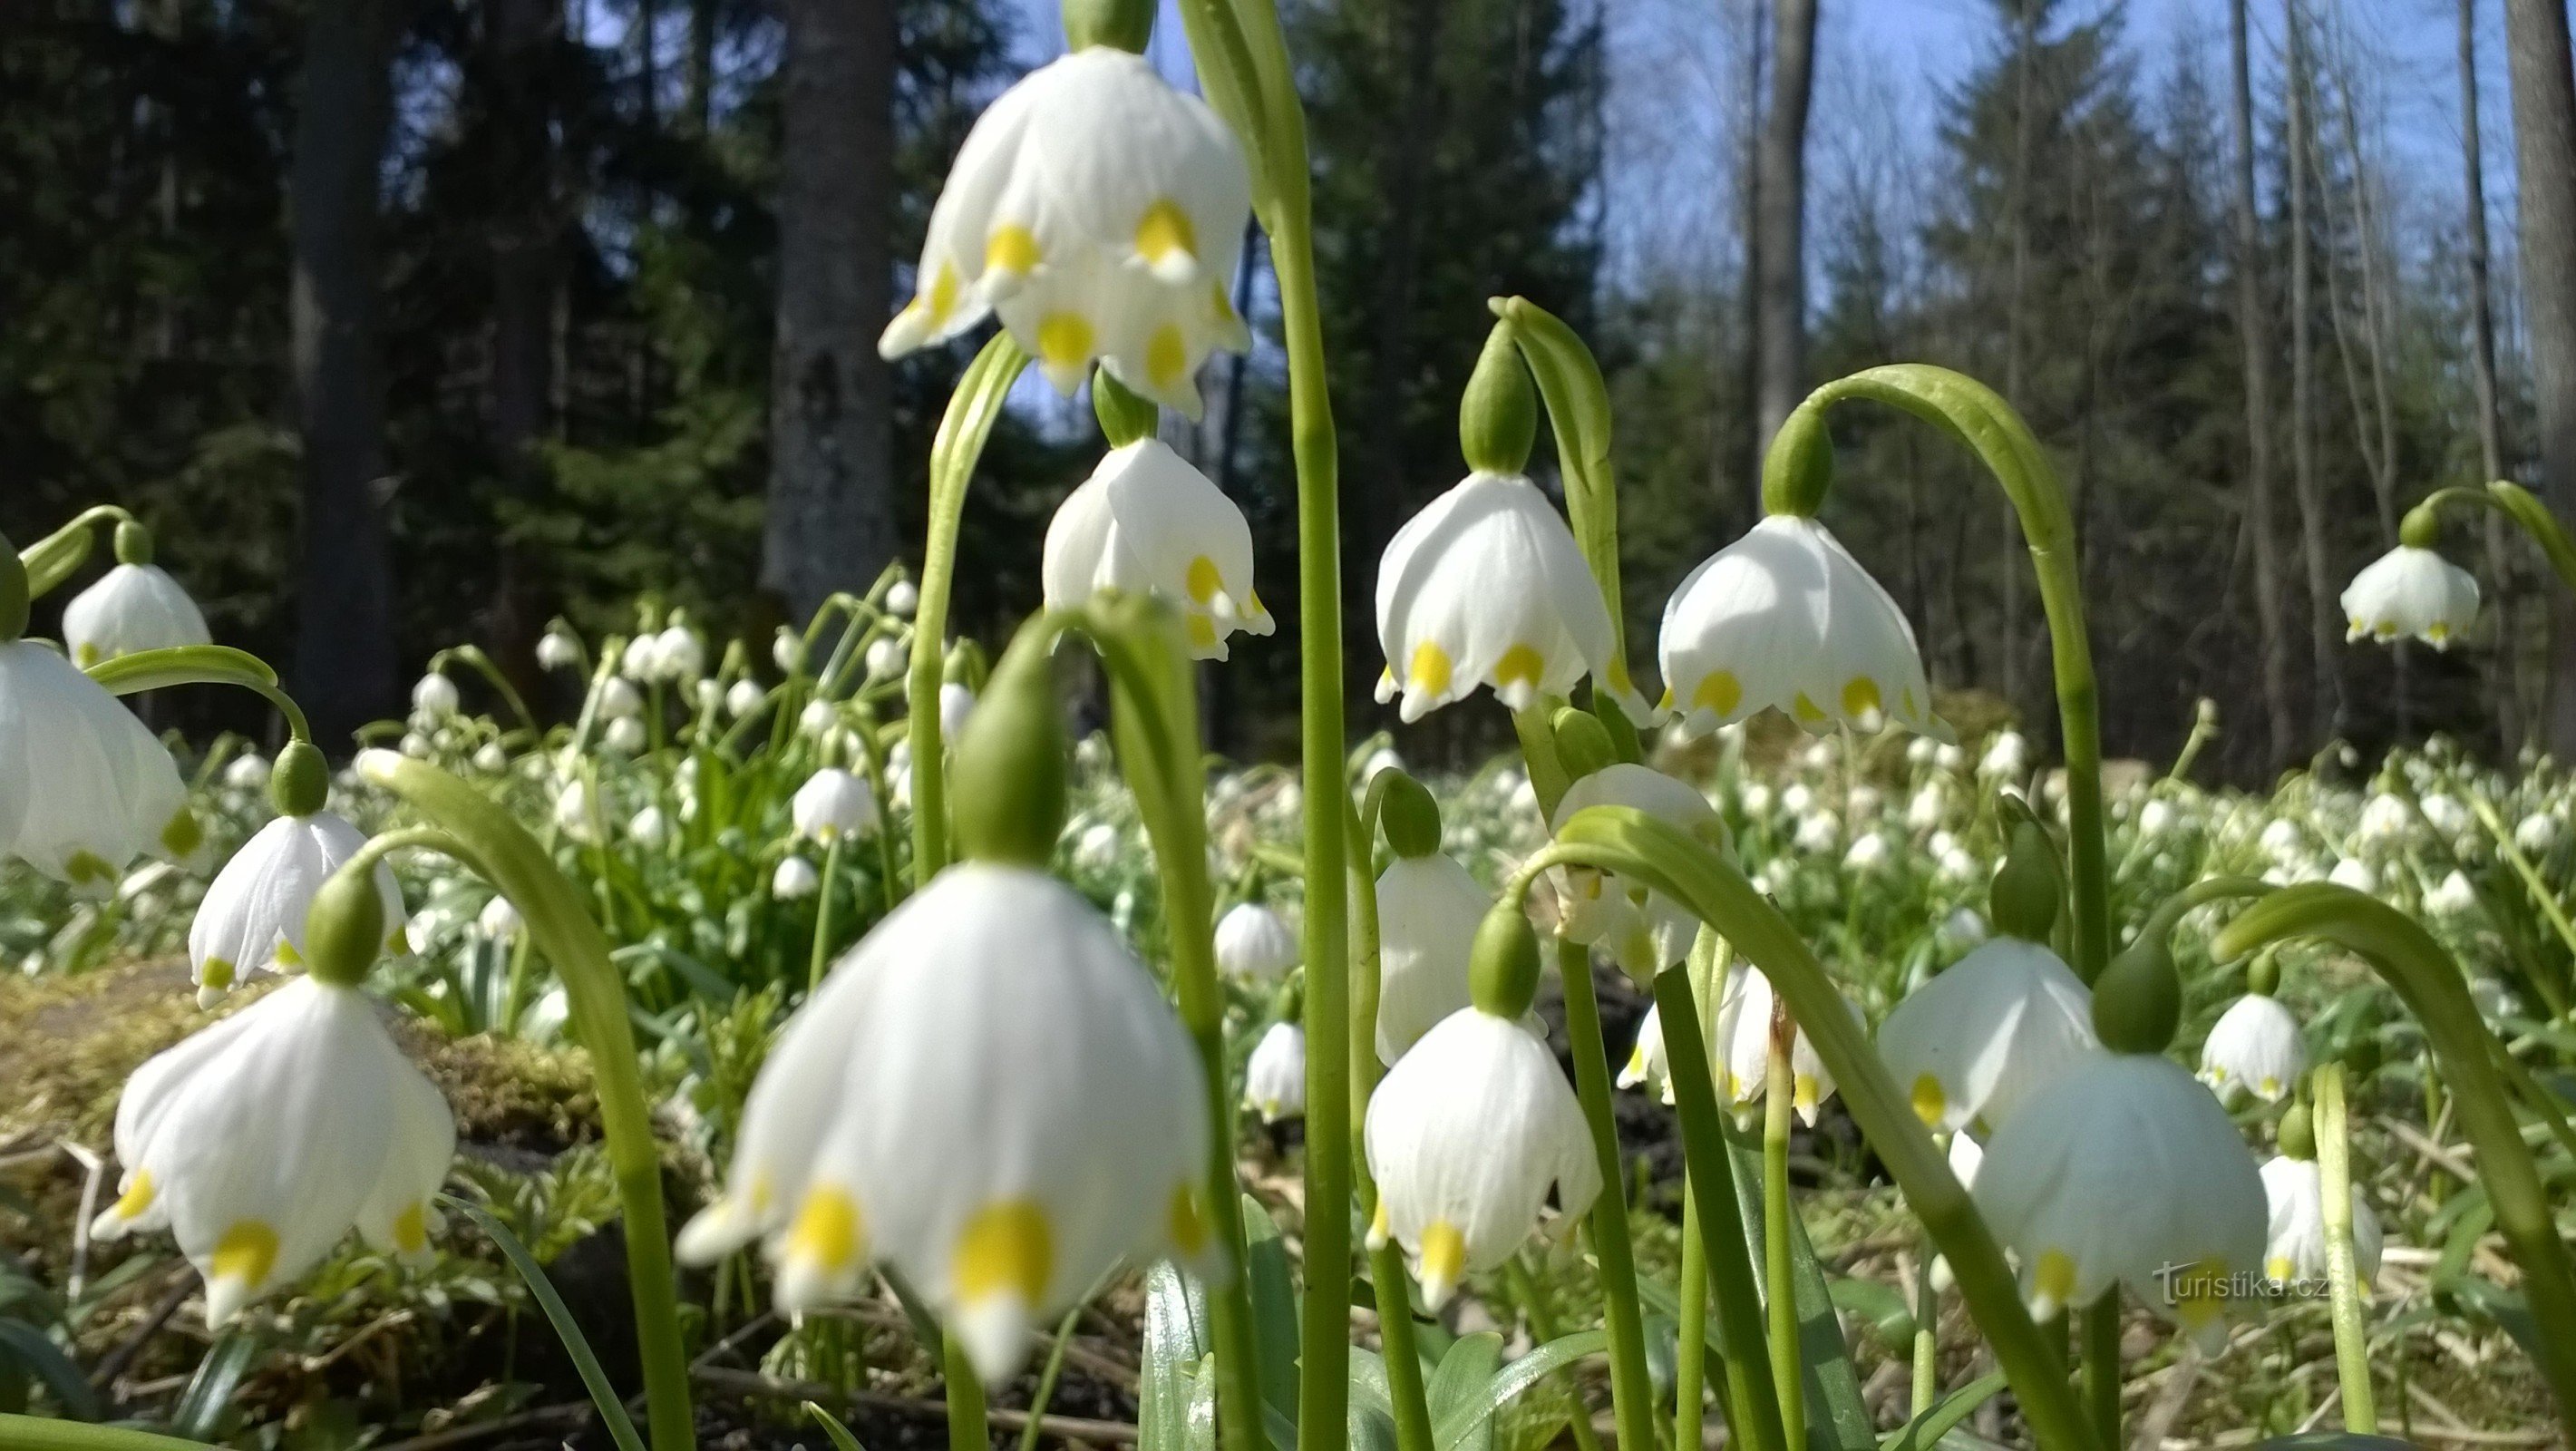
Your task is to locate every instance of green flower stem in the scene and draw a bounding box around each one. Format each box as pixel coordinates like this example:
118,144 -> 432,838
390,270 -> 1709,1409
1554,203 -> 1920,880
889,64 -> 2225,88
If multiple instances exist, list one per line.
1502,1257 -> 1606,1451
2313,1063 -> 2377,1435
807,835 -> 844,993
2077,1300 -> 2119,1446
2215,885 -> 2576,1444
15,504 -> 134,599
1556,939 -> 1671,1451
2404,481 -> 2576,591
87,644 -> 313,743
1764,367 -> 2110,983
2464,794 -> 2576,1018
353,755 -> 695,1451
0,1415 -> 208,1451
1762,1034 -> 1803,1451
1537,813 -> 2102,1451
437,645 -> 540,738
1675,1184 -> 1710,1451
1910,1223 -> 1939,1417
1648,964 -> 1789,1451
907,335 -> 1029,885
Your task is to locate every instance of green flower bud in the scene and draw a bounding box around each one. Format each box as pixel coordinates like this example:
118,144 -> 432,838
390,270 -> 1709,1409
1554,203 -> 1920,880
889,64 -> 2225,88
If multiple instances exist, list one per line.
1459,324 -> 1537,477
2276,1101 -> 2316,1161
1093,369 -> 1161,448
952,647 -> 1067,868
0,531 -> 25,642
2246,949 -> 2281,998
1467,901 -> 1544,1018
1550,706 -> 1614,784
113,520 -> 153,567
270,739 -> 330,818
2091,934 -> 2181,1055
1988,820 -> 2063,943
1758,402 -> 1834,518
1378,770 -> 1444,860
304,862 -> 388,989
1062,0 -> 1152,52
944,638 -> 989,691
2398,501 -> 2445,551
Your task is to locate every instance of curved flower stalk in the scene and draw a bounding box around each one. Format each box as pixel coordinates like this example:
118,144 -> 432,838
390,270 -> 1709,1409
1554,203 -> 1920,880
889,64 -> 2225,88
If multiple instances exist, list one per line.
62,523 -> 209,666
2355,480 -> 2576,640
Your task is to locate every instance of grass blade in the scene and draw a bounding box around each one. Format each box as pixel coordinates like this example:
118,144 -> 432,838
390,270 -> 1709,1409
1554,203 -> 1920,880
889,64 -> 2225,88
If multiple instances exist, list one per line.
449,1195 -> 647,1451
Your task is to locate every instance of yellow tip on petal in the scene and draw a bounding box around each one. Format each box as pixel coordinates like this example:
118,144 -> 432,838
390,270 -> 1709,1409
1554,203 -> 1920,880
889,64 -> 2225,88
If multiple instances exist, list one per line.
1494,644 -> 1546,693
1186,555 -> 1223,606
393,1202 -> 430,1255
206,1219 -> 280,1320
785,1185 -> 868,1277
1036,312 -> 1096,373
1145,324 -> 1189,390
1167,1184 -> 1209,1260
2031,1247 -> 2078,1319
1417,1219 -> 1467,1309
1407,641 -> 1453,698
928,262 -> 962,325
1693,670 -> 1742,717
1792,691 -> 1826,725
1910,1073 -> 1947,1127
953,1199 -> 1055,1309
986,224 -> 1041,278
1841,676 -> 1881,718
1135,199 -> 1199,273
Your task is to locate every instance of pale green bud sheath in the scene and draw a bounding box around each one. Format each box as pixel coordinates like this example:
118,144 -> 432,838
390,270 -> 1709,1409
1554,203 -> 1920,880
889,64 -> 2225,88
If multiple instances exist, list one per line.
1062,0 -> 1151,53
1,529 -> 26,641
113,519 -> 154,567
1466,904 -> 1542,1019
2277,1100 -> 2317,1161
269,739 -> 330,819
1375,770 -> 1444,860
301,862 -> 387,990
1548,706 -> 1614,783
1459,323 -> 1537,477
2088,935 -> 2180,1055
1988,821 -> 2062,944
1094,367 -> 1162,447
951,641 -> 1067,868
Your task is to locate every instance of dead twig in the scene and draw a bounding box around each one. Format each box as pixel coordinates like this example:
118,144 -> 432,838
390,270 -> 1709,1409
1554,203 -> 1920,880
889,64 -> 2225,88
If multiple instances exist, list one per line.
692,1364 -> 1141,1446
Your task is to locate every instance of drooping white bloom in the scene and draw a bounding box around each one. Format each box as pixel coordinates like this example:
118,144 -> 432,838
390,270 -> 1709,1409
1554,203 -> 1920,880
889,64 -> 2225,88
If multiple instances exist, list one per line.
552,779 -> 602,844
628,805 -> 669,849
2357,794 -> 2412,843
793,768 -> 881,843
1658,515 -> 1940,739
1244,1021 -> 1306,1123
2327,856 -> 2377,893
1549,764 -> 1719,978
1374,472 -> 1647,723
1935,908 -> 1988,955
1373,853 -> 1493,1064
725,678 -> 766,719
2137,799 -> 2177,839
478,892 -> 522,941
0,641 -> 191,888
2198,994 -> 2304,1105
1214,901 -> 1298,982
538,627 -> 583,672
799,699 -> 839,739
1366,1008 -> 1600,1310
773,855 -> 821,900
2341,546 -> 2479,648
2259,818 -> 2304,862
598,677 -> 645,720
1712,965 -> 1857,1126
1738,781 -> 1774,817
2426,868 -> 2478,917
940,682 -> 977,741
62,562 -> 211,666
1907,784 -> 1949,833
1845,830 -> 1896,874
773,628 -> 807,675
887,579 -> 920,618
675,863 -> 1210,1384
654,626 -> 705,683
2420,794 -> 2470,836
865,638 -> 907,682
1792,812 -> 1840,855
223,753 -> 272,792
471,741 -> 510,774
604,716 -> 646,755
1875,937 -> 2099,1133
880,47 -> 1253,414
2259,1154 -> 2382,1290
1973,1053 -> 2268,1339
411,672 -> 460,721
1978,731 -> 2029,782
189,813 -> 406,1008
1617,1001 -> 1667,1100
2516,812 -> 2562,854
1071,821 -> 1123,875
1044,440 -> 1274,660
91,977 -> 455,1325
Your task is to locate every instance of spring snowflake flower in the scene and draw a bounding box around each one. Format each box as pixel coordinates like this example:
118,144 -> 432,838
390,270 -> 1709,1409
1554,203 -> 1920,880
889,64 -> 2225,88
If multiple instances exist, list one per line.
2137,798 -> 2176,839
2357,793 -> 2412,843
2516,812 -> 2562,853
604,717 -> 646,755
725,678 -> 765,719
478,893 -> 522,941
1657,514 -> 1940,739
628,805 -> 669,848
1906,784 -> 1948,833
1617,1001 -> 1667,1101
773,855 -> 821,900
1875,937 -> 2099,1134
2198,993 -> 2303,1105
411,672 -> 460,721
941,682 -> 977,740
2341,545 -> 2479,648
190,815 -> 406,1008
2327,857 -> 2377,893
2420,793 -> 2470,837
1549,764 -> 1720,978
2260,1154 -> 2382,1290
552,779 -> 603,844
619,633 -> 661,680
1245,1021 -> 1306,1123
866,638 -> 907,682
1366,1007 -> 1600,1310
538,627 -> 582,671
793,768 -> 881,842
63,562 -> 210,666
0,641 -> 191,889
675,862 -> 1211,1385
92,977 -> 456,1325
1712,965 -> 1857,1126
1372,851 -> 1493,1065
1841,830 -> 1891,873
654,626 -> 705,683
887,579 -> 920,617
1044,440 -> 1273,659
773,628 -> 808,675
1978,731 -> 2029,782
598,677 -> 645,720
1972,1053 -> 2267,1340
1214,901 -> 1298,982
223,753 -> 271,792
1071,821 -> 1123,875
1374,472 -> 1647,723
880,47 -> 1252,414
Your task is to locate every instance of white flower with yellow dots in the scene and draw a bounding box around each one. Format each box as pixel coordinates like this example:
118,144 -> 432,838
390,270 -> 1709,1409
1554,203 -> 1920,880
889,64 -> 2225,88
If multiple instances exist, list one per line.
673,862 -> 1210,1385
1617,1001 -> 1668,1100
1711,964 -> 1858,1127
1658,514 -> 1941,739
2198,993 -> 2304,1105
62,562 -> 210,667
2341,546 -> 2479,649
1972,1053 -> 2267,1343
1043,440 -> 1272,659
1244,1020 -> 1306,1123
1365,1006 -> 1599,1310
0,640 -> 191,891
190,813 -> 407,1008
2260,1154 -> 2382,1290
1371,852 -> 1493,1065
792,768 -> 880,843
1874,937 -> 2099,1135
879,47 -> 1252,415
1375,472 -> 1643,723
1549,764 -> 1719,978
91,976 -> 455,1325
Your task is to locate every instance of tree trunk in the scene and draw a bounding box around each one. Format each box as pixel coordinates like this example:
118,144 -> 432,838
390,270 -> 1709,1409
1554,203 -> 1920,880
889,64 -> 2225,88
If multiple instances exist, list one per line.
685,0 -> 714,136
288,0 -> 403,749
487,0 -> 559,676
2502,0 -> 2576,751
2464,0 -> 2522,749
2230,0 -> 2295,770
765,0 -> 900,622
2000,1 -> 2035,715
1752,0 -> 1816,463
1734,0 -> 1767,502
2285,0 -> 2341,736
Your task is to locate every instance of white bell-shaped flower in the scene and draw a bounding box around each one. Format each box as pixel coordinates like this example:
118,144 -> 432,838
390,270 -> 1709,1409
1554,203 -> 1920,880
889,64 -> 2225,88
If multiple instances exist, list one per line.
0,641 -> 190,889
793,768 -> 881,842
1875,937 -> 2100,1133
2426,868 -> 2479,917
628,805 -> 669,848
2259,1154 -> 2383,1290
880,47 -> 1253,414
1365,1007 -> 1601,1310
1373,852 -> 1493,1064
773,855 -> 821,900
1548,764 -> 1718,977
1978,731 -> 2029,782
478,892 -> 523,941
538,627 -> 582,671
63,563 -> 210,667
865,637 -> 907,682
1245,1021 -> 1307,1123
654,626 -> 705,683
552,779 -> 603,844
598,677 -> 645,720
1043,440 -> 1273,659
1374,472 -> 1646,723
1214,901 -> 1298,982
1972,1053 -> 2267,1340
772,628 -> 807,675
1617,1000 -> 1668,1100
1712,965 -> 1858,1126
91,977 -> 455,1325
2198,994 -> 2304,1105
2341,545 -> 2479,648
725,678 -> 765,719
1658,515 -> 1940,739
604,716 -> 646,755
411,672 -> 460,721
190,813 -> 406,1008
674,862 -> 1210,1385
940,682 -> 977,741
887,579 -> 920,618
